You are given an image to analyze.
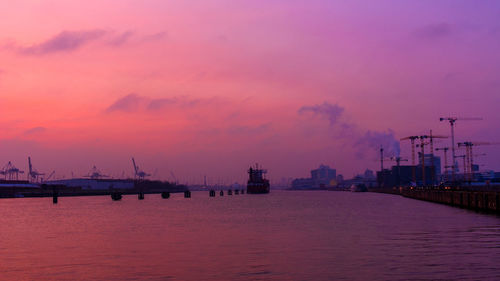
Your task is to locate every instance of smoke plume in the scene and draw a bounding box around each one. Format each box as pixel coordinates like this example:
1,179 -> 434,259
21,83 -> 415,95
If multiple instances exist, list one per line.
298,102 -> 400,158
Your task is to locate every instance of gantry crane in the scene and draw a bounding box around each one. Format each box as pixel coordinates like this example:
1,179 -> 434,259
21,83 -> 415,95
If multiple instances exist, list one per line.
132,157 -> 151,180
1,161 -> 24,180
28,157 -> 45,183
439,117 -> 482,181
84,166 -> 109,180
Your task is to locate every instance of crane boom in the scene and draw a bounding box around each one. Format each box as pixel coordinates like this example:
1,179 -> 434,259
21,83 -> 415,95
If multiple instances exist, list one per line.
440,116 -> 482,182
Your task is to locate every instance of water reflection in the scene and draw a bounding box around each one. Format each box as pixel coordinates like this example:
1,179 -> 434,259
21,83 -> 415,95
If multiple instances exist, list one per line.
0,191 -> 499,280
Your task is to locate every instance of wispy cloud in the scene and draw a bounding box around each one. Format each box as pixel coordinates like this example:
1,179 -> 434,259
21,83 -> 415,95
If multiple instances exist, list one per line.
105,93 -> 149,113
12,29 -> 140,55
142,31 -> 168,42
146,98 -> 178,111
24,126 -> 47,135
106,93 -> 217,113
19,30 -> 106,55
108,31 -> 134,46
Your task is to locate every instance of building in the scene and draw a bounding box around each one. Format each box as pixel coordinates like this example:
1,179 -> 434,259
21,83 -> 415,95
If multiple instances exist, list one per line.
418,153 -> 441,178
291,178 -> 315,190
291,164 -> 337,189
377,164 -> 439,187
311,165 -> 337,187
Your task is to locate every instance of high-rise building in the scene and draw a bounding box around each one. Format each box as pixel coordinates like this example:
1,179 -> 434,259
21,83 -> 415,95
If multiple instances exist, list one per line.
291,164 -> 337,189
418,153 -> 441,177
311,165 -> 336,187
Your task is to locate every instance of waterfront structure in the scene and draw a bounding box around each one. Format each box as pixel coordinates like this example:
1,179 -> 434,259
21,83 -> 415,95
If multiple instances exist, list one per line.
48,179 -> 134,190
292,164 -> 336,189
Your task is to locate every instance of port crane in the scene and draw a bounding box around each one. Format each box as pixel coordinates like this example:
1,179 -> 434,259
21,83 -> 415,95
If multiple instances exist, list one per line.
439,117 -> 482,181
44,170 -> 56,182
132,158 -> 151,180
84,166 -> 109,180
1,161 -> 24,180
27,157 -> 45,183
170,171 -> 178,184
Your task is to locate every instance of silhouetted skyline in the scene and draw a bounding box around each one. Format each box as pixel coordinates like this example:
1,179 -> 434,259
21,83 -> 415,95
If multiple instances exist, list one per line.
1,0 -> 499,182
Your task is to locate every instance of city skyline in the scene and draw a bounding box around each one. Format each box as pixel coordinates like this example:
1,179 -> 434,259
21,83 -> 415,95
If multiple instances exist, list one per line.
1,0 -> 500,182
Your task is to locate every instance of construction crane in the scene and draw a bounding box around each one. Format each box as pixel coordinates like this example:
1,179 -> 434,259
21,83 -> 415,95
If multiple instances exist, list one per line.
28,157 -> 45,183
400,136 -> 419,183
435,147 -> 450,182
454,154 -> 467,182
131,157 -> 151,180
380,147 -> 384,171
457,142 -> 500,183
418,132 -> 447,185
389,156 -> 408,186
439,117 -> 482,181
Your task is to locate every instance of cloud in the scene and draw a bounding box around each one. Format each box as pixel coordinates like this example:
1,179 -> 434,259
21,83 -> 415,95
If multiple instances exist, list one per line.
142,31 -> 168,42
19,30 -> 106,55
105,93 -> 148,113
24,126 -> 47,135
298,102 -> 344,126
298,102 -> 400,157
413,22 -> 453,40
226,123 -> 271,136
106,94 -> 217,113
108,31 -> 134,46
147,98 -> 178,111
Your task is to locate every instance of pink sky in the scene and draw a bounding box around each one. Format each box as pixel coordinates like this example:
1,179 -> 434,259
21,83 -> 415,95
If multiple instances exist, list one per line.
1,0 -> 500,183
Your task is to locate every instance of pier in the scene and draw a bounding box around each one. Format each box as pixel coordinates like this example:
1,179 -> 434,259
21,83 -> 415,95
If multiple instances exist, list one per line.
371,186 -> 500,214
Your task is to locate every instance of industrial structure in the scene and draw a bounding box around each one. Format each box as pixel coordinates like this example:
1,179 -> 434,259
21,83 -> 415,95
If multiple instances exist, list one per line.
292,164 -> 337,189
376,116 -> 500,188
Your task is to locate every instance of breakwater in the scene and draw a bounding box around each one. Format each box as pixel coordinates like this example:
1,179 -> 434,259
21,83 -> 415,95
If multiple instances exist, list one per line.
371,187 -> 500,213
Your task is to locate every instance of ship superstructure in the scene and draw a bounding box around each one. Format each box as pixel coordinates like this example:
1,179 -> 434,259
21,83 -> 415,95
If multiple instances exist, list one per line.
247,164 -> 270,194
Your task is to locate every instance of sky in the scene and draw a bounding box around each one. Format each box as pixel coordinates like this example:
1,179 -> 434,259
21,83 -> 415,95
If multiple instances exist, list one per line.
1,0 -> 500,184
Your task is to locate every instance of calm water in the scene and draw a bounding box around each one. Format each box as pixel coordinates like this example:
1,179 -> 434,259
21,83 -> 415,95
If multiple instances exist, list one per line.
1,191 -> 500,280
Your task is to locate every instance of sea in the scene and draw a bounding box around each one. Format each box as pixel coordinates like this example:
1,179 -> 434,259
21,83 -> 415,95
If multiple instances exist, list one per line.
1,190 -> 499,280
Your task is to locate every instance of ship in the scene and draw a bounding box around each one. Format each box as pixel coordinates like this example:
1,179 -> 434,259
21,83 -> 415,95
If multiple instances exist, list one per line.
247,164 -> 270,194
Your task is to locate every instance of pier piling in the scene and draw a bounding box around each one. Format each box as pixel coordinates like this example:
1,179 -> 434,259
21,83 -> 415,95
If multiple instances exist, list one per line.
111,192 -> 122,201
52,186 -> 58,204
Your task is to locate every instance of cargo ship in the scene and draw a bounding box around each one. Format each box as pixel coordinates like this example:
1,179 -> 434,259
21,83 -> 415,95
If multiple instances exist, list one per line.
247,164 -> 270,194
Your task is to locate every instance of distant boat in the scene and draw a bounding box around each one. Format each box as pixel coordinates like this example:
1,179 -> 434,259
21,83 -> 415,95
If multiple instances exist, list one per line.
247,164 -> 270,194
